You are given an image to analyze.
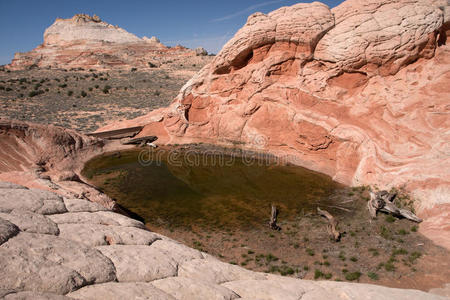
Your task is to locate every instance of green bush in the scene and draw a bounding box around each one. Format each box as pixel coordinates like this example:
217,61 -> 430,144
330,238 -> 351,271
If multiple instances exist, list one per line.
28,90 -> 44,97
368,272 -> 379,280
306,248 -> 315,256
345,271 -> 361,281
81,90 -> 87,97
68,90 -> 73,96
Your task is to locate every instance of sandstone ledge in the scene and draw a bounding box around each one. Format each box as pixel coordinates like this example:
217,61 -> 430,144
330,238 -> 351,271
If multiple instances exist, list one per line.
0,182 -> 447,299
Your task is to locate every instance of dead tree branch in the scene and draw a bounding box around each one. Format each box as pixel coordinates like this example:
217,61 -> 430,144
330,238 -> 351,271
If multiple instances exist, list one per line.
317,207 -> 341,241
368,191 -> 422,223
269,204 -> 281,230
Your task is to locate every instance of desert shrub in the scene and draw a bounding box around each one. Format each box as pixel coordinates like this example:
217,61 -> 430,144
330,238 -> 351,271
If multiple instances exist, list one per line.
28,90 -> 44,97
345,271 -> 361,281
131,67 -> 137,72
148,62 -> 157,68
59,83 -> 67,88
314,269 -> 324,279
385,215 -> 396,223
103,85 -> 111,94
265,253 -> 278,263
67,90 -> 73,96
81,90 -> 87,97
368,272 -> 379,280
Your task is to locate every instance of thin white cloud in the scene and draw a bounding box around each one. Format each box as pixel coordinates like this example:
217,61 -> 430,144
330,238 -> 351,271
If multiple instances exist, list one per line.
211,0 -> 285,22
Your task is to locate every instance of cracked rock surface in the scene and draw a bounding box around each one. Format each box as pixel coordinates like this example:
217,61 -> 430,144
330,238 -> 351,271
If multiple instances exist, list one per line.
0,182 -> 446,299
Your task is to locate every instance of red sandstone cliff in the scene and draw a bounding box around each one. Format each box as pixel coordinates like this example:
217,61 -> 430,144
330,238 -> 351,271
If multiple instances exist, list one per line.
99,0 -> 450,241
6,14 -> 208,71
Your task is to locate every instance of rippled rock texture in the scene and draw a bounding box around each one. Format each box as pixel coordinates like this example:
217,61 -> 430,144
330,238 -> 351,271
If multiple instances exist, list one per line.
99,1 -> 450,247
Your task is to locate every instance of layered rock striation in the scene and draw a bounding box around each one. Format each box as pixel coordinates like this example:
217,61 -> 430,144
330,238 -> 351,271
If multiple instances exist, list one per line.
101,0 -> 450,217
7,14 -> 208,71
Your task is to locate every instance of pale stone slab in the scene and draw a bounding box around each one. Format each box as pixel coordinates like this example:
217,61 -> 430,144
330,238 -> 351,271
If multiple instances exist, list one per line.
222,279 -> 306,300
150,239 -> 204,263
0,209 -> 59,235
3,291 -> 72,299
96,245 -> 178,282
0,189 -> 66,214
222,278 -> 448,300
48,211 -> 145,228
0,217 -> 20,245
178,257 -> 266,284
57,223 -> 160,246
2,232 -> 116,285
310,280 -> 449,300
0,247 -> 85,295
96,241 -> 205,283
152,277 -> 239,300
67,282 -> 176,300
63,198 -> 108,212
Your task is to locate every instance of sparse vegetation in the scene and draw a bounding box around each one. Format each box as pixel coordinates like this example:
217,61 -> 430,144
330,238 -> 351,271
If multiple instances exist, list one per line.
345,271 -> 361,281
367,272 -> 379,280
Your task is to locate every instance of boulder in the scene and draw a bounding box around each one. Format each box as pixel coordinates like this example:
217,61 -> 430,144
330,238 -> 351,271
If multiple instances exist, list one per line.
0,247 -> 85,294
0,209 -> 59,235
0,188 -> 67,214
0,217 -> 20,245
96,245 -> 179,282
2,232 -> 117,285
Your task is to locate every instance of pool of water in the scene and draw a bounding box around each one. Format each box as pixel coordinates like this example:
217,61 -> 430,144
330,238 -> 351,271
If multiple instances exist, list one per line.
82,147 -> 344,230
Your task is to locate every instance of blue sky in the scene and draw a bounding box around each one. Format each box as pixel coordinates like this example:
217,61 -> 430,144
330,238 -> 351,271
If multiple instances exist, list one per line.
0,0 -> 344,65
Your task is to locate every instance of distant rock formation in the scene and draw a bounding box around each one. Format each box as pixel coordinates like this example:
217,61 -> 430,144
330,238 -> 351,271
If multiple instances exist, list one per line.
99,0 -> 450,247
6,14 -> 203,71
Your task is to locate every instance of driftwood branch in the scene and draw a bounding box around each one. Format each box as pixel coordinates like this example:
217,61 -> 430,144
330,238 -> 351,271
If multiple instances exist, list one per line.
269,205 -> 281,230
317,207 -> 341,241
368,191 -> 422,223
121,135 -> 157,146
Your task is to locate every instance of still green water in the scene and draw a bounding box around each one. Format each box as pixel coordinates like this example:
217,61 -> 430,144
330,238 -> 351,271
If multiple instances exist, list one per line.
82,148 -> 343,230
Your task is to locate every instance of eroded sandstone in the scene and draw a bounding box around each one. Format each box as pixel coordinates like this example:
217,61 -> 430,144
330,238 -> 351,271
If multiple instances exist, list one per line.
98,0 -> 450,250
6,14 -> 209,71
